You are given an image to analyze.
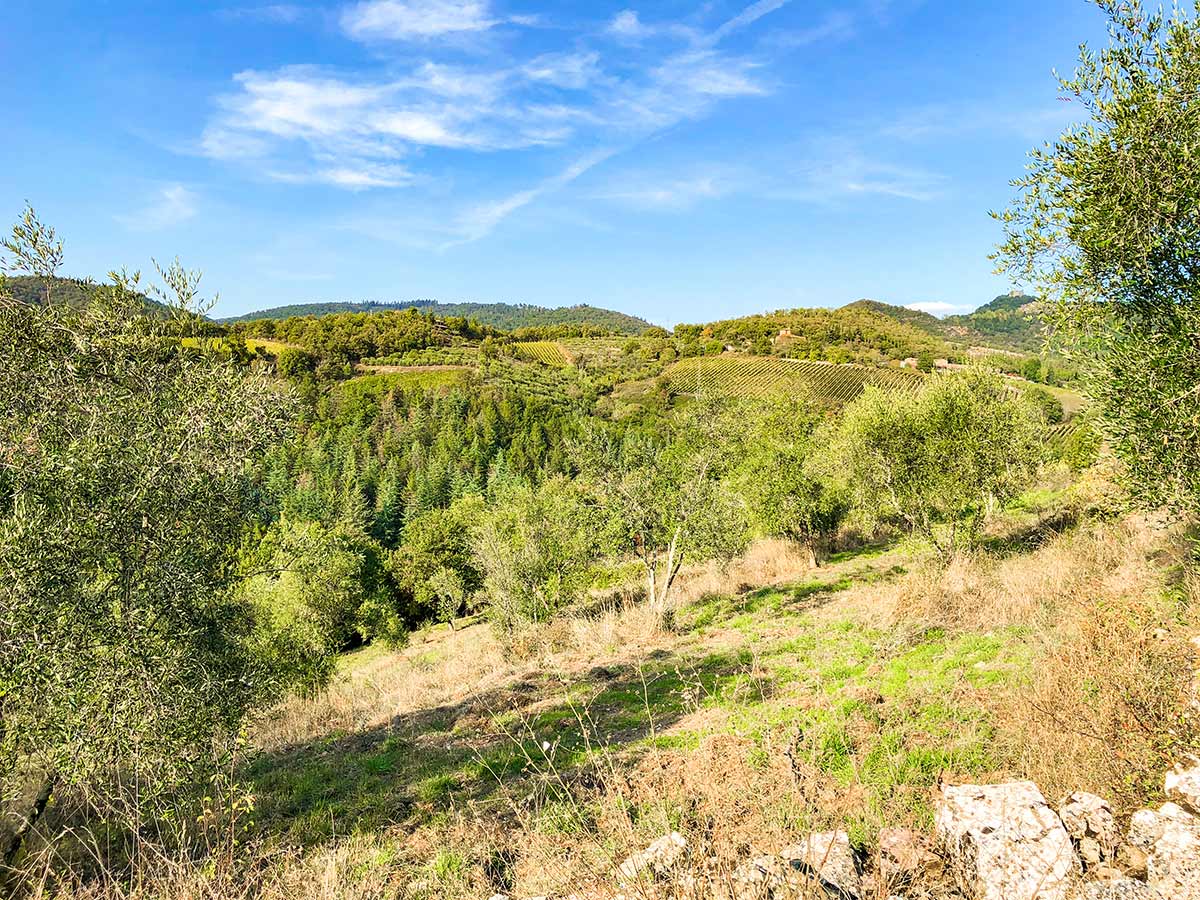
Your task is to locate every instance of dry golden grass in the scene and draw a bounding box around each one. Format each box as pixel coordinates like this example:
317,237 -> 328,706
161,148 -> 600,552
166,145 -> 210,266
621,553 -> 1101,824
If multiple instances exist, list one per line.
17,499 -> 1200,900
835,511 -> 1199,814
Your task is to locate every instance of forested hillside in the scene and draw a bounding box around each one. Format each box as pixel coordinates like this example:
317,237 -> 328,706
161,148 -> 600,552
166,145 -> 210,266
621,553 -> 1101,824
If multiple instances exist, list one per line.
944,292 -> 1043,351
223,299 -> 653,335
841,292 -> 1047,353
1,274 -> 168,316
680,304 -> 952,363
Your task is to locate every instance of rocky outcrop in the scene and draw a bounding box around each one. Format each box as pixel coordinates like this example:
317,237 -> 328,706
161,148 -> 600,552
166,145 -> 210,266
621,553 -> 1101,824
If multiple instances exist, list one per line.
780,831 -> 862,899
1126,802 -> 1200,900
1164,756 -> 1200,817
1060,792 -> 1120,871
616,831 -> 687,881
935,780 -> 1079,900
493,769 -> 1200,900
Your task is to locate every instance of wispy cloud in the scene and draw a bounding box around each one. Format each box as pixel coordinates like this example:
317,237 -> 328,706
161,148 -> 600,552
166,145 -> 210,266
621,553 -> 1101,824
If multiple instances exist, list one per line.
791,142 -> 947,203
604,9 -> 698,43
340,0 -> 496,40
269,163 -> 414,189
448,148 -> 615,246
707,0 -> 793,44
116,185 -> 198,230
767,9 -> 857,47
201,1 -> 775,190
198,0 -> 843,243
522,51 -> 601,90
218,4 -> 304,24
879,102 -> 1080,143
598,169 -> 736,210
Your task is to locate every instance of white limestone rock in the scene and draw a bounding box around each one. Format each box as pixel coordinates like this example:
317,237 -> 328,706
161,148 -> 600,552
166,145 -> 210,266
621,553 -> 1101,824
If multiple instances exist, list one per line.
1123,802 -> 1200,900
781,830 -> 862,899
1068,880 -> 1163,900
1059,792 -> 1119,868
875,827 -> 940,884
935,781 -> 1079,900
616,831 -> 687,881
1165,755 -> 1200,817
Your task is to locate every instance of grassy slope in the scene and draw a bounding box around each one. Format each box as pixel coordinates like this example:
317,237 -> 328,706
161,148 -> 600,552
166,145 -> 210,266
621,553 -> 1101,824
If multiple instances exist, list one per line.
237,477 -> 1194,899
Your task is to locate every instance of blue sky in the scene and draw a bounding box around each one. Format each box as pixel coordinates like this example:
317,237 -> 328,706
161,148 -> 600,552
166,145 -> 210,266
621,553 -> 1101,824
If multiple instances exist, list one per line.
2,0 -> 1105,325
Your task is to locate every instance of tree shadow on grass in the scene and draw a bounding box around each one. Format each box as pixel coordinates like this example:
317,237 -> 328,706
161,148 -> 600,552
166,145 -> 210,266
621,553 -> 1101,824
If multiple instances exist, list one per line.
980,507 -> 1079,558
245,646 -> 762,848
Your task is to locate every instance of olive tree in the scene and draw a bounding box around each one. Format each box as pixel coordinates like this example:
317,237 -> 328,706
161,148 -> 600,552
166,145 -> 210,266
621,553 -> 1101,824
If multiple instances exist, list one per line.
471,476 -> 598,632
573,402 -> 748,612
738,396 -> 848,566
994,0 -> 1200,515
830,371 -> 1045,559
0,208 -> 312,865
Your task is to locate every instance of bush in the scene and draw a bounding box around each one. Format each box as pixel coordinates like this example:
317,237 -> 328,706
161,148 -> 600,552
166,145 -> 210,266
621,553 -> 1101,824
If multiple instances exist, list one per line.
737,395 -> 848,565
243,521 -> 404,661
472,476 -> 598,632
1021,384 -> 1064,424
830,370 -> 1046,558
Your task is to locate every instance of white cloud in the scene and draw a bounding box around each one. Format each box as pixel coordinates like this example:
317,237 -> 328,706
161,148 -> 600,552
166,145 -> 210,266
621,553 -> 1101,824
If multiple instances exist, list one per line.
200,0 -> 787,219
607,10 -> 644,38
880,102 -> 1080,143
791,143 -> 946,203
599,172 -> 733,210
523,52 -> 601,90
449,148 -> 615,245
604,9 -> 698,43
219,4 -> 304,24
117,185 -> 198,231
768,10 -> 857,47
340,0 -> 496,40
202,33 -> 771,189
269,163 -> 413,189
707,0 -> 793,44
906,301 -> 970,316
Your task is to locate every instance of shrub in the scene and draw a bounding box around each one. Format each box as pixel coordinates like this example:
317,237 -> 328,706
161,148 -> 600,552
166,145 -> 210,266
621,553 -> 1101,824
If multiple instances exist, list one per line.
829,369 -> 1046,558
737,395 -> 849,565
472,476 -> 599,632
0,208 -> 311,863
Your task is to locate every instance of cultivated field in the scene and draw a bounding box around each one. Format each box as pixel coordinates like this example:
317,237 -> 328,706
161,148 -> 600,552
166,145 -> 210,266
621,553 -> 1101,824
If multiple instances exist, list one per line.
666,355 -> 923,402
513,341 -> 572,367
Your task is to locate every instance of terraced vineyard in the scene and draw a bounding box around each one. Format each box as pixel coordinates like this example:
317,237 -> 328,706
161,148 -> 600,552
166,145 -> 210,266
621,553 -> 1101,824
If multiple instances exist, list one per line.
513,341 -> 571,367
666,355 -> 923,403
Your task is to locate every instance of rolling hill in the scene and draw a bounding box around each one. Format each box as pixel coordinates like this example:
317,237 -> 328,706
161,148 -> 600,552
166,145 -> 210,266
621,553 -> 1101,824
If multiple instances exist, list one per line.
222,299 -> 653,335
2,275 -> 169,317
666,354 -> 923,403
839,294 -> 1045,353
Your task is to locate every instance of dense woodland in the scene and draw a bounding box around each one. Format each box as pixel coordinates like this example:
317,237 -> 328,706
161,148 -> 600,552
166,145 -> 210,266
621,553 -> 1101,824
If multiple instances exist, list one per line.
223,299 -> 653,335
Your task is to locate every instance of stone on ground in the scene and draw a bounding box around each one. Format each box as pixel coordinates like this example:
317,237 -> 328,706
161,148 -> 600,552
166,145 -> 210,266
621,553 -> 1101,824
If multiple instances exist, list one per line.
935,780 -> 1078,900
1164,755 -> 1200,817
1059,792 -> 1119,870
1124,802 -> 1200,900
617,831 -> 688,881
780,830 -> 862,899
1067,880 -> 1163,900
875,827 -> 940,885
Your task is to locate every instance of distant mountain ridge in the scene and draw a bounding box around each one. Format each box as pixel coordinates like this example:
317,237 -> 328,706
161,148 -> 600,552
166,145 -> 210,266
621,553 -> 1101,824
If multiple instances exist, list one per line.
838,293 -> 1044,353
222,299 -> 653,335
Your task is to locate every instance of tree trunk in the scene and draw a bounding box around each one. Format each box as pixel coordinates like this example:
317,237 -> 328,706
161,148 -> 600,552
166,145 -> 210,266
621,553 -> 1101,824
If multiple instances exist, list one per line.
2,771 -> 56,875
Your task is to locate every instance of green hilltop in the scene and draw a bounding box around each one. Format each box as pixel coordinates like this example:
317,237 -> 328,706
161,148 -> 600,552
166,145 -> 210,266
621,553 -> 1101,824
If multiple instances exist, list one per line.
839,293 -> 1044,353
221,299 -> 654,335
1,274 -> 169,317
